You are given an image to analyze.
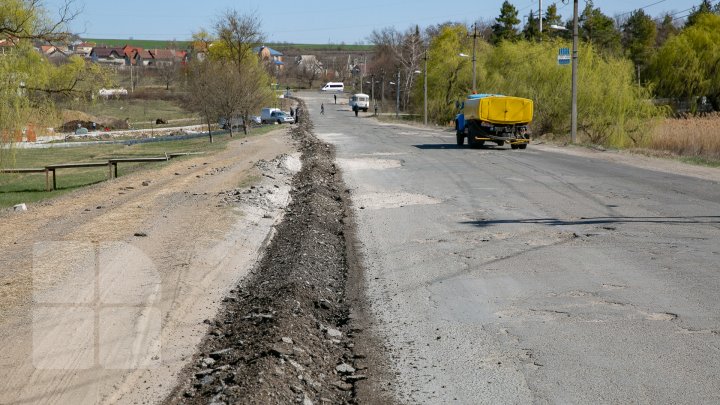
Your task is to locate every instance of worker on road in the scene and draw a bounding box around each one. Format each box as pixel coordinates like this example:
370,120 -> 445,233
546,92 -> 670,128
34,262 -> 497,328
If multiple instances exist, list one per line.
321,103 -> 325,115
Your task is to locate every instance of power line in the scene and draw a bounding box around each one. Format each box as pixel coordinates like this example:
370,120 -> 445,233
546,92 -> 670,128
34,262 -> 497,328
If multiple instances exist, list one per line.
617,0 -> 668,17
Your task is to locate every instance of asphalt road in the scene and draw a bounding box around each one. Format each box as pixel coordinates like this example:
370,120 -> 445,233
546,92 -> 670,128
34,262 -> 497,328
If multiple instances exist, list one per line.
301,91 -> 720,404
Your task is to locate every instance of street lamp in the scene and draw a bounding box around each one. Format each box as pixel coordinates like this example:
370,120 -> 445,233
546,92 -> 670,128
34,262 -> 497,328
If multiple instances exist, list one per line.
413,60 -> 428,126
458,52 -> 476,93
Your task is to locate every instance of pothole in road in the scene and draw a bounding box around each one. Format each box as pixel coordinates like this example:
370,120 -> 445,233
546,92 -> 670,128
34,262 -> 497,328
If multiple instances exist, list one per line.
336,157 -> 402,170
353,192 -> 442,210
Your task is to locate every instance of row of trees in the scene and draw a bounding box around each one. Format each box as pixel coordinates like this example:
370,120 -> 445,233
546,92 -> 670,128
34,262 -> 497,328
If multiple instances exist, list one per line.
366,1 -> 720,145
481,0 -> 720,109
182,11 -> 275,142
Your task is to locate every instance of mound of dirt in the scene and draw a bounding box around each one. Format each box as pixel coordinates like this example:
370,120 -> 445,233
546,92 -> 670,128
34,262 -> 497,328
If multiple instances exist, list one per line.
163,100 -> 366,405
59,110 -> 129,132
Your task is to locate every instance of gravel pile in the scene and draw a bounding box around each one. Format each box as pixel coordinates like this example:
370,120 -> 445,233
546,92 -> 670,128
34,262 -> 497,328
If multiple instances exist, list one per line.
164,100 -> 364,405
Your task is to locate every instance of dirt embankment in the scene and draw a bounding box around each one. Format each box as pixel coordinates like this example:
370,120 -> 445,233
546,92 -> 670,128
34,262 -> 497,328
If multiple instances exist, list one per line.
163,100 -> 394,405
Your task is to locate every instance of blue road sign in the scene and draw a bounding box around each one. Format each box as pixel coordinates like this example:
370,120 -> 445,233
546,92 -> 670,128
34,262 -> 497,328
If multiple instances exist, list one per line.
558,47 -> 571,65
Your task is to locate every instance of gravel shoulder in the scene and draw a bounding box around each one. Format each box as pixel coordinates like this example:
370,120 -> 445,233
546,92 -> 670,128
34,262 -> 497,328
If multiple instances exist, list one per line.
0,129 -> 299,404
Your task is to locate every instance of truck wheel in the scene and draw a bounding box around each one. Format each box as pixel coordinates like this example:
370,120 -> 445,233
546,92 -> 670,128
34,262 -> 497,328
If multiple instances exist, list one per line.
519,144 -> 527,149
456,132 -> 464,146
511,144 -> 519,150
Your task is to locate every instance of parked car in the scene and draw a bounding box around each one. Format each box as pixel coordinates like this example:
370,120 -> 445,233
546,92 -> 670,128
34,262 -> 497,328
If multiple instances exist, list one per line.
261,107 -> 280,123
271,111 -> 295,124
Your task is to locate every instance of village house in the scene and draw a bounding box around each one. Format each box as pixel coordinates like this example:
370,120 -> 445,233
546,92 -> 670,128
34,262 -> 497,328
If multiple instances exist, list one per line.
72,41 -> 94,57
254,45 -> 284,72
90,46 -> 125,65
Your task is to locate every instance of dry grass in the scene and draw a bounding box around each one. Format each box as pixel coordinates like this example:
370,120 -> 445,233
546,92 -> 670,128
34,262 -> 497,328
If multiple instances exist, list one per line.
648,113 -> 720,160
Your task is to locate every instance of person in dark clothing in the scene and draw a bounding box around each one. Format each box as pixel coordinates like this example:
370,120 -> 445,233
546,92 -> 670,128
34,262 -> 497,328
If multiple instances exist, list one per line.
321,103 -> 325,115
334,94 -> 337,104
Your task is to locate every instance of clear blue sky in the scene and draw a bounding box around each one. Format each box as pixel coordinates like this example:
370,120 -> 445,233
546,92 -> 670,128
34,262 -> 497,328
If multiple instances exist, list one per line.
47,0 -> 704,43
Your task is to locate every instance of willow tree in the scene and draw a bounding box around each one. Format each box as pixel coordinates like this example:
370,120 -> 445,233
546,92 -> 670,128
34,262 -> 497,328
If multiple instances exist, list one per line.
1,0 -> 108,167
648,13 -> 720,111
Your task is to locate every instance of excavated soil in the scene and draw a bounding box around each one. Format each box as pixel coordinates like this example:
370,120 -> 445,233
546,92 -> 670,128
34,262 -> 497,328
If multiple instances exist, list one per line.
163,100 -> 393,405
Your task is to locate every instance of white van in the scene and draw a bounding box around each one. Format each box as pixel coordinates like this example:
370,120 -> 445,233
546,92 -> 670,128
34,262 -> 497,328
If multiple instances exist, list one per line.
321,82 -> 344,92
349,93 -> 370,112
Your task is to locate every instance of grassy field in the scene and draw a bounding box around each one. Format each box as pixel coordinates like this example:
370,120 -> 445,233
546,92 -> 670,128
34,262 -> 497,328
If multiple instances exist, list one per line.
81,98 -> 195,127
648,113 -> 720,163
0,127 -> 275,208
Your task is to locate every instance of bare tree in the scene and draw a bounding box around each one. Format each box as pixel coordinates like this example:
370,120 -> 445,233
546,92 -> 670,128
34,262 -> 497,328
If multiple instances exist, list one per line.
295,56 -> 324,88
182,60 -> 222,142
156,62 -> 179,90
0,0 -> 80,44
369,25 -> 426,111
214,10 -> 264,69
235,62 -> 273,135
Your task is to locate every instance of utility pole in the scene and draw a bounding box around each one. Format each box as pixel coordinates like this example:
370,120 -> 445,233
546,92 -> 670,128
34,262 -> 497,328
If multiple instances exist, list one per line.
396,69 -> 400,119
571,0 -> 578,144
471,23 -> 478,93
359,54 -> 364,93
370,73 -> 375,109
539,0 -> 543,35
380,69 -> 385,110
423,53 -> 428,126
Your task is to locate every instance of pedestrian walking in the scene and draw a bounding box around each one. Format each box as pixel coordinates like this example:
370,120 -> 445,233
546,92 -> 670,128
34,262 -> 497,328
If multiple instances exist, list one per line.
296,107 -> 301,124
334,94 -> 337,104
321,103 -> 325,115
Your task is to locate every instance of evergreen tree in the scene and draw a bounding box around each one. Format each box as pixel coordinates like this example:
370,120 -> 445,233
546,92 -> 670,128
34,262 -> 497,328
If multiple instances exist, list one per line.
622,9 -> 657,71
580,0 -> 622,55
522,11 -> 540,40
686,0 -> 714,27
655,14 -> 679,48
491,1 -> 520,44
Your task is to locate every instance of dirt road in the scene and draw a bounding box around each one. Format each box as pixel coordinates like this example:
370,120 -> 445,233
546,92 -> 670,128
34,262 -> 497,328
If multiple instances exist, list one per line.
0,129 -> 300,404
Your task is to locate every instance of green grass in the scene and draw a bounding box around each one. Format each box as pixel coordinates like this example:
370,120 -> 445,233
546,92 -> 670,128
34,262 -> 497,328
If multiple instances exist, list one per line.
81,98 -> 194,126
269,43 -> 375,51
678,156 -> 720,168
0,127 -> 276,208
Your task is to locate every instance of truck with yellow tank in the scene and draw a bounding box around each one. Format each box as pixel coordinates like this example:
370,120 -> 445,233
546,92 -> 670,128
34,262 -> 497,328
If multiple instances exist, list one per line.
455,94 -> 533,149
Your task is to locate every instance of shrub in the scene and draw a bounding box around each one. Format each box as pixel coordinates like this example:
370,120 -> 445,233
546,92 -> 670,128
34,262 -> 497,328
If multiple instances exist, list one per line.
480,40 -> 664,147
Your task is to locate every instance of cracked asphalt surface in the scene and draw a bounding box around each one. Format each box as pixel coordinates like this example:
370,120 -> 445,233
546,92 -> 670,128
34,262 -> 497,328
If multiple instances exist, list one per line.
304,90 -> 720,404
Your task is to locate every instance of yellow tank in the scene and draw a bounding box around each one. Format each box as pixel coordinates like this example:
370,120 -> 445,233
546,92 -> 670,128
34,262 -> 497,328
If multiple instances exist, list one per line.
463,95 -> 533,125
